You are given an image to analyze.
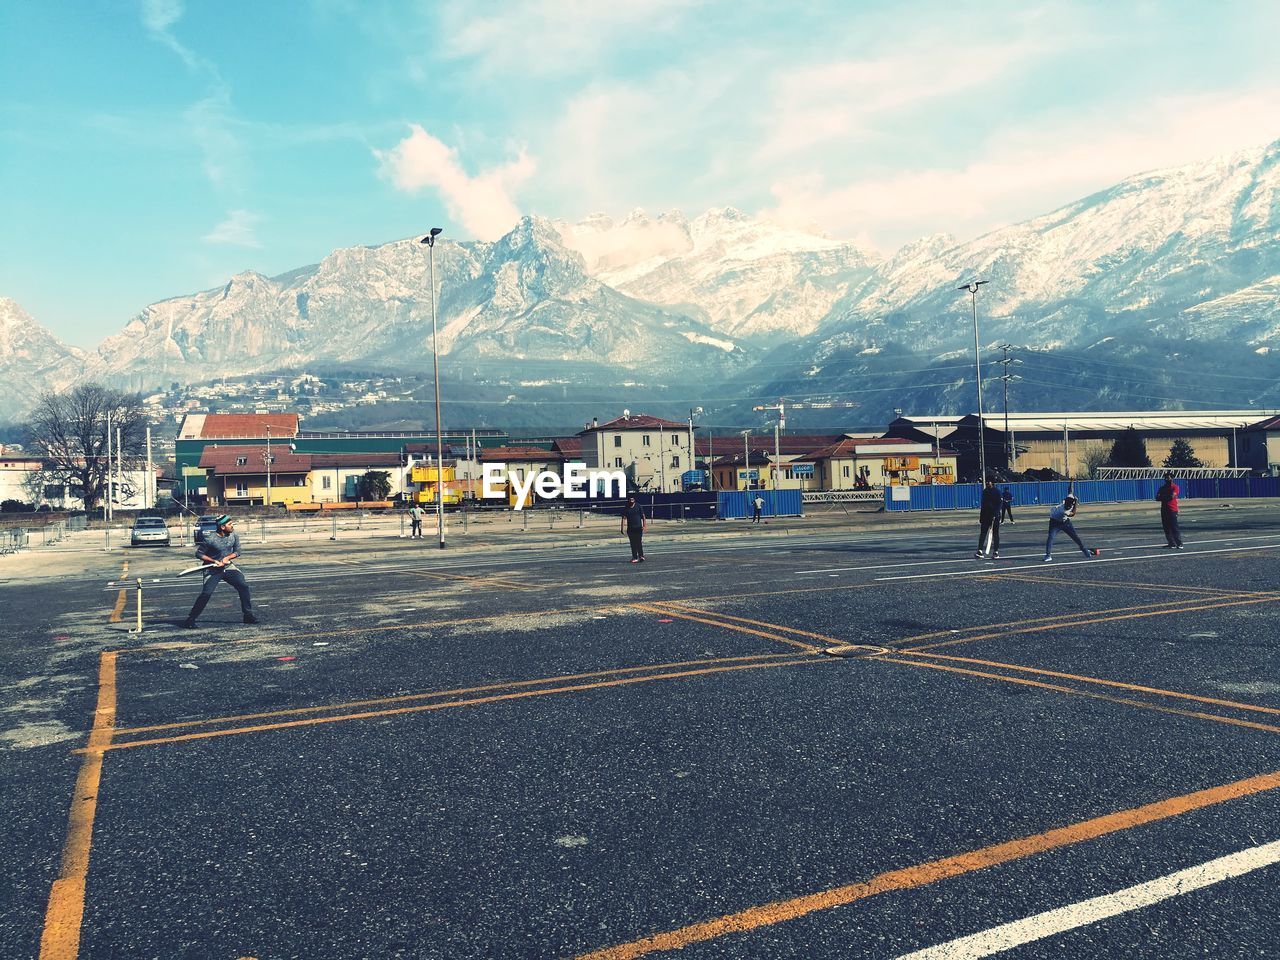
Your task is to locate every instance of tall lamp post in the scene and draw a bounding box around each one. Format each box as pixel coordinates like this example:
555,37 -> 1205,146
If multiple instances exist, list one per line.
420,227 -> 447,549
688,406 -> 702,488
264,425 -> 272,508
958,280 -> 990,483
740,429 -> 752,491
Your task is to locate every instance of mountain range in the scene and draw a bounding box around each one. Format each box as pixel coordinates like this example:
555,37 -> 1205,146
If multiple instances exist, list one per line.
3,138 -> 1279,426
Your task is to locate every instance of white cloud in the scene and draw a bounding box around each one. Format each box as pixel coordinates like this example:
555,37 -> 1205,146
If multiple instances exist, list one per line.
140,0 -> 202,72
374,125 -> 534,240
438,0 -> 690,76
761,89 -> 1280,250
203,209 -> 262,247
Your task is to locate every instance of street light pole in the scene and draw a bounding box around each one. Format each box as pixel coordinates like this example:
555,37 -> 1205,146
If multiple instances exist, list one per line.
740,429 -> 751,490
421,227 -> 446,549
265,425 -> 272,508
958,280 -> 990,483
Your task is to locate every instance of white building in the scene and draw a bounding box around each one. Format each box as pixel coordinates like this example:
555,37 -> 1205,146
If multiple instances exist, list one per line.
578,414 -> 692,493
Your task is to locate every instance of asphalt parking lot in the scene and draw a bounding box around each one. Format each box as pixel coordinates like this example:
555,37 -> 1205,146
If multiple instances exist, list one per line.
4,501 -> 1279,959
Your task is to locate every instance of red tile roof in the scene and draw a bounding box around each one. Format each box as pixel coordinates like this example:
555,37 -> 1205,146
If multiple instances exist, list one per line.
551,437 -> 583,457
1245,415 -> 1280,432
479,446 -> 566,463
579,414 -> 687,433
194,413 -> 300,439
199,444 -> 311,474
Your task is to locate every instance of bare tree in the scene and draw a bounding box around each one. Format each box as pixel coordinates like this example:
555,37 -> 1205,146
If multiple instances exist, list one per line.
24,384 -> 148,513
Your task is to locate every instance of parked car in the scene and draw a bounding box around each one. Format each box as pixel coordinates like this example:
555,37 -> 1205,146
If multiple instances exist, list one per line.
130,516 -> 171,547
193,514 -> 220,544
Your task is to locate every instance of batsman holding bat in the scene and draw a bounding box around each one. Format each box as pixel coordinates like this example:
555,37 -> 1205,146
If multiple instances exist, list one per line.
183,514 -> 258,628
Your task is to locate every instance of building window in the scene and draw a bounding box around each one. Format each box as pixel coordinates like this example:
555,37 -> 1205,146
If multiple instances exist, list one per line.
671,456 -> 679,468
236,457 -> 247,466
642,435 -> 651,446
672,435 -> 680,446
614,457 -> 623,468
613,435 -> 622,448
322,476 -> 332,490
842,465 -> 850,478
235,482 -> 248,497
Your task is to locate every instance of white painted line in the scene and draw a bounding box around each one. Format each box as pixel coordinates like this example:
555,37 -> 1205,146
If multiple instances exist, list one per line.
796,532 -> 1280,576
895,837 -> 1280,960
873,542 -> 1280,582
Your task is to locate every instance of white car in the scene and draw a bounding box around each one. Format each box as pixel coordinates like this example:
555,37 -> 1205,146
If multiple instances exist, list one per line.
130,516 -> 172,547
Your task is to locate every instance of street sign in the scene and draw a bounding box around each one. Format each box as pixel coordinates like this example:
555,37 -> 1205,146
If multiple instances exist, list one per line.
738,470 -> 759,480
791,463 -> 814,477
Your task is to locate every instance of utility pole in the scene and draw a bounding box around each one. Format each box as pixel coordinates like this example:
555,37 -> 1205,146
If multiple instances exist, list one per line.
751,400 -> 786,497
958,280 -> 990,482
740,430 -> 752,490
265,425 -> 272,508
105,410 -> 112,522
420,226 -> 446,549
994,343 -> 1022,471
145,425 -> 153,509
116,426 -> 123,510
688,406 -> 702,489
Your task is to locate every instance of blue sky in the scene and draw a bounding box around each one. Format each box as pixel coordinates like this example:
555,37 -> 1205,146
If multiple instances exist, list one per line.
2,0 -> 1279,346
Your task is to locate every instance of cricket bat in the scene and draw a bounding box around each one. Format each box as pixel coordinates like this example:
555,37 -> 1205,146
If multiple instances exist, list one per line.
177,563 -> 219,577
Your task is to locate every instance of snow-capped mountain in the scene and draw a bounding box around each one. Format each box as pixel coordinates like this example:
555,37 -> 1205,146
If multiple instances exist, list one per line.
558,207 -> 878,339
5,137 -> 1280,423
89,216 -> 746,393
0,298 -> 85,417
813,139 -> 1280,353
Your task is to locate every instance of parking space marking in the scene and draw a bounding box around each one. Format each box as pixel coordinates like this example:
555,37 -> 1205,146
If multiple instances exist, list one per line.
575,766 -> 1280,959
873,541 -> 1280,582
80,655 -> 828,754
651,602 -> 848,648
107,561 -> 128,623
39,650 -> 117,960
985,573 -> 1270,598
900,652 -> 1280,718
112,652 -> 798,737
901,595 -> 1280,654
876,657 -> 1280,737
895,838 -> 1280,960
630,602 -> 820,653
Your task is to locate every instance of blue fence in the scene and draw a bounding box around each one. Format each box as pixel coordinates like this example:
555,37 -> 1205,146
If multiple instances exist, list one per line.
717,490 -> 803,519
884,476 -> 1280,512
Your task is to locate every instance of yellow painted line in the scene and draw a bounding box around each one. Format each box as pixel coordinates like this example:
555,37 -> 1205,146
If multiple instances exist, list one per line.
901,652 -> 1280,718
655,602 -> 847,648
108,561 -> 128,624
876,656 -> 1280,736
81,656 -> 827,754
39,650 -> 117,960
631,603 -> 819,653
113,652 -> 795,737
575,766 -> 1280,959
901,595 -> 1280,654
985,572 -> 1270,598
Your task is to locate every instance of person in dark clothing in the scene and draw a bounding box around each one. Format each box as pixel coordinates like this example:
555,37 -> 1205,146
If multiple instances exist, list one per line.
184,515 -> 257,628
976,477 -> 1002,559
1156,473 -> 1183,549
621,494 -> 647,563
1000,486 -> 1015,523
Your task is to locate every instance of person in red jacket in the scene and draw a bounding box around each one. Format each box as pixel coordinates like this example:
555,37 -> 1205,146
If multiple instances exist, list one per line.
1156,473 -> 1183,549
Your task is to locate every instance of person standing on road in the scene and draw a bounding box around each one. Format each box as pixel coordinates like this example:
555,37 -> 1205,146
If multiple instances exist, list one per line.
1156,473 -> 1183,549
1001,486 -> 1015,523
1044,495 -> 1102,562
621,494 -> 647,563
184,514 -> 258,628
752,494 -> 765,524
409,503 -> 425,539
976,477 -> 1003,559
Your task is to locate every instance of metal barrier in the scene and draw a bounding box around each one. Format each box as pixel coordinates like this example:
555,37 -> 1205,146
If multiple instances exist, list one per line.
884,476 -> 1280,512
0,529 -> 29,554
717,490 -> 803,519
802,490 -> 881,503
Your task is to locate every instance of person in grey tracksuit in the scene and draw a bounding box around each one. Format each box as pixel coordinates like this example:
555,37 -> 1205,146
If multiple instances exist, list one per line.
184,514 -> 257,627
